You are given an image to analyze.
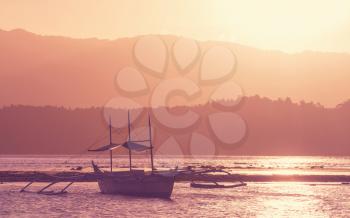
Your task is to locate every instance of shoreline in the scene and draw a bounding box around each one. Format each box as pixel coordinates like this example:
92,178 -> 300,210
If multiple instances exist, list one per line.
1,171 -> 350,183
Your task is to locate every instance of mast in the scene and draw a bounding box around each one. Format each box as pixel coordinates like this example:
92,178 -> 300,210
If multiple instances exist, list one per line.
127,110 -> 132,171
148,113 -> 154,172
109,117 -> 113,172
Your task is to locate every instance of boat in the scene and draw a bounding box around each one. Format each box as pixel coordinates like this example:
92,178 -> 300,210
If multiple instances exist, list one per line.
188,168 -> 247,189
89,111 -> 176,198
190,181 -> 247,189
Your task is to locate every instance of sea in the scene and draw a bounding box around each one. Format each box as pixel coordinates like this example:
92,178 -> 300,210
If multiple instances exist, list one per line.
0,155 -> 350,217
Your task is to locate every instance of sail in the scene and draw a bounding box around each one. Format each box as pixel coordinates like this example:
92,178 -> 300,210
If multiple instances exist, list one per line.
88,143 -> 120,152
122,141 -> 151,152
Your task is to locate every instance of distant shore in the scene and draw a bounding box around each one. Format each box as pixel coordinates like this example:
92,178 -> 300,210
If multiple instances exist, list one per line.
1,171 -> 350,183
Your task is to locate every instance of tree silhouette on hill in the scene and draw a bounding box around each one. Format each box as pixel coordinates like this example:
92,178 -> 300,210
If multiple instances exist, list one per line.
0,96 -> 349,155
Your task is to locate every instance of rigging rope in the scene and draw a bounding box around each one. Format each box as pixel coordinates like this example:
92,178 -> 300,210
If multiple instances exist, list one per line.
57,118 -> 152,179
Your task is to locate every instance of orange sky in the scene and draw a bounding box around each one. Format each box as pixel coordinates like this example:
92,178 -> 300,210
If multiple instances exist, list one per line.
1,0 -> 350,53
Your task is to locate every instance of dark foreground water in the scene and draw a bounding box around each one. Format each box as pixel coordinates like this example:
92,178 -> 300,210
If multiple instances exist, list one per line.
1,156 -> 350,217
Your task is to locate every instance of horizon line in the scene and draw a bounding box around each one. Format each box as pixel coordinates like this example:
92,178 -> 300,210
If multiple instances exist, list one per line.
2,28 -> 350,56
1,95 -> 348,110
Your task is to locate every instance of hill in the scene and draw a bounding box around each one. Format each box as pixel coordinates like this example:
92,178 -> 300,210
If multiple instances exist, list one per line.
1,96 -> 349,155
1,29 -> 350,107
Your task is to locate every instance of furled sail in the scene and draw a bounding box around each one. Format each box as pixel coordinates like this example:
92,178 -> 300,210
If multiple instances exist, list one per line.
122,141 -> 151,152
88,143 -> 120,152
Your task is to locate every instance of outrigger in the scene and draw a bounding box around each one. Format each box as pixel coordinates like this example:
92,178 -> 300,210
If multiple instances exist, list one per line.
188,167 -> 247,189
15,111 -> 248,196
19,181 -> 75,195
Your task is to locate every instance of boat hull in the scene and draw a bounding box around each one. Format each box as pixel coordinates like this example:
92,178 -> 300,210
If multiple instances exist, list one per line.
97,174 -> 175,198
190,181 -> 247,189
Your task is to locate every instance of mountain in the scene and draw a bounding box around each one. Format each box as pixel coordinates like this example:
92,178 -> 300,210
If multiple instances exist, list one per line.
1,29 -> 349,155
1,29 -> 350,108
0,97 -> 349,155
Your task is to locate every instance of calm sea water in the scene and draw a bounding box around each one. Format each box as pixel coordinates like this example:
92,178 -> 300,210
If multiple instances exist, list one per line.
1,156 -> 350,217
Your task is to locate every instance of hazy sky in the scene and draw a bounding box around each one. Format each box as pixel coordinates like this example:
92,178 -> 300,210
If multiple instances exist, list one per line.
1,0 -> 350,53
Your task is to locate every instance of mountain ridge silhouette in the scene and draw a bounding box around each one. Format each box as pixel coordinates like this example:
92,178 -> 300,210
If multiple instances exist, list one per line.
1,96 -> 349,155
1,28 -> 350,107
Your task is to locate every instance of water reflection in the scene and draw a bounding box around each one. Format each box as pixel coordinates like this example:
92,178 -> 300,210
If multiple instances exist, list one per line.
1,182 -> 349,217
257,183 -> 324,217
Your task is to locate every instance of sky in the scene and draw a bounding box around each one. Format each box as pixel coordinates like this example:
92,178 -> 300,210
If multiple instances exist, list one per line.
1,0 -> 350,53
